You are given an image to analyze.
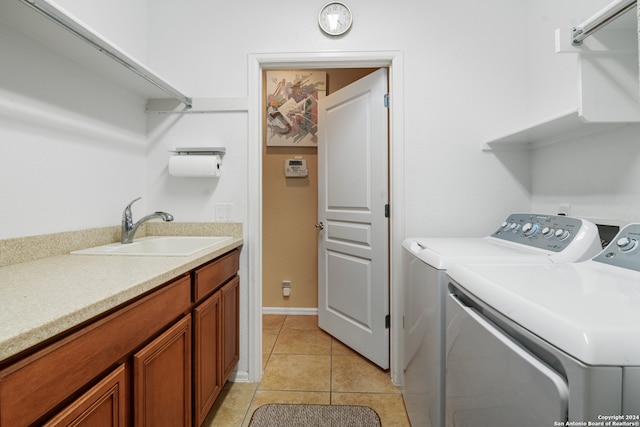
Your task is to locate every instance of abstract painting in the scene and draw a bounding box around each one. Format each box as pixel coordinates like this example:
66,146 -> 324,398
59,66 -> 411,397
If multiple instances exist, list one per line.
266,71 -> 326,146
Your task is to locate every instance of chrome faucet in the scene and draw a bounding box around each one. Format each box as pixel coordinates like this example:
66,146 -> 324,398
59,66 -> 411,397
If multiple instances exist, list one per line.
121,197 -> 174,244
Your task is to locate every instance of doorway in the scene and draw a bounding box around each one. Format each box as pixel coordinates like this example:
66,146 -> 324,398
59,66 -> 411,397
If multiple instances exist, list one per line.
247,51 -> 405,385
261,67 -> 377,311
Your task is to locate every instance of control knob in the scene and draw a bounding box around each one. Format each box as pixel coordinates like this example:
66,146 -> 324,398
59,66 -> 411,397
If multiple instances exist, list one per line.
616,237 -> 638,253
541,227 -> 555,238
522,222 -> 540,237
555,228 -> 571,241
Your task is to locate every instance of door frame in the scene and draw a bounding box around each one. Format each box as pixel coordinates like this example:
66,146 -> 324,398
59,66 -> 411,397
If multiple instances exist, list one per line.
247,51 -> 405,384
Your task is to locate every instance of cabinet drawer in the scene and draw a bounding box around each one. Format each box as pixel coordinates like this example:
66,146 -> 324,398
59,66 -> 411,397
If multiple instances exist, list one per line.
0,275 -> 191,427
193,249 -> 239,302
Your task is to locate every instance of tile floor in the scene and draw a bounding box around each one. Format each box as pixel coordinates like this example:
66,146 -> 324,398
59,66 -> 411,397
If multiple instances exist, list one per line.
202,314 -> 411,426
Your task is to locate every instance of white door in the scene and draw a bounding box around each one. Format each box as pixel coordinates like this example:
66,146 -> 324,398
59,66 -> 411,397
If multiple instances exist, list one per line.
317,68 -> 389,369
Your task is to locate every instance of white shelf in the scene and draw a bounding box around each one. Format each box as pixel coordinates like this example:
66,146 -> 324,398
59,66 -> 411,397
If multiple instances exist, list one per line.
482,109 -> 628,150
484,12 -> 640,151
0,0 -> 190,106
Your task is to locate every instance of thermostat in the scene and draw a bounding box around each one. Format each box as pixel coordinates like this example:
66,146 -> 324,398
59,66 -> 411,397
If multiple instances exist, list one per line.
284,157 -> 308,177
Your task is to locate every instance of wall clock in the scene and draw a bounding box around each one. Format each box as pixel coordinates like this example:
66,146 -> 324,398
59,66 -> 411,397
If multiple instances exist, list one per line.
318,2 -> 353,36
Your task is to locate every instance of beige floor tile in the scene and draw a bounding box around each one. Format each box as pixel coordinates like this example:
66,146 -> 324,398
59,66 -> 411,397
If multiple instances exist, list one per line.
201,384 -> 256,427
272,328 -> 331,355
225,381 -> 259,391
250,390 -> 331,406
204,315 -> 410,426
262,331 -> 278,354
262,314 -> 286,332
332,355 -> 399,394
331,337 -> 360,356
332,392 -> 411,427
260,354 -> 331,392
282,314 -> 318,330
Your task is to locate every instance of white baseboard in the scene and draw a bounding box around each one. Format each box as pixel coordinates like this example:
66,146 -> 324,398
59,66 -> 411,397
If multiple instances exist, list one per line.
262,307 -> 318,315
229,370 -> 251,383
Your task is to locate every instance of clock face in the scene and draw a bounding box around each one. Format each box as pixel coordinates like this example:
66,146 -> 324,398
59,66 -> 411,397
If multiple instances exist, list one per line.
318,2 -> 352,36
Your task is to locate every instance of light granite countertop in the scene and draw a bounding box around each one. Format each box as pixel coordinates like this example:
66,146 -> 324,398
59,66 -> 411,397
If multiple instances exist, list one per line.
0,229 -> 243,362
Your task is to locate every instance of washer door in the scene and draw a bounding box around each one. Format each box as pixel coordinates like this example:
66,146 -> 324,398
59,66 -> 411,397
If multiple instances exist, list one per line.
446,293 -> 569,427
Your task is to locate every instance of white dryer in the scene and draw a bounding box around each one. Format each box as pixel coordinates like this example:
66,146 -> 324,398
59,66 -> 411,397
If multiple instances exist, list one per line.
445,223 -> 640,426
401,213 -> 602,427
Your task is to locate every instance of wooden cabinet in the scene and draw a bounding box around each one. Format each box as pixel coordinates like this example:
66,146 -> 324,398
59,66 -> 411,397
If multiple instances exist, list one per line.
0,247 -> 240,427
192,250 -> 240,426
221,277 -> 240,380
193,250 -> 240,301
134,315 -> 192,427
0,275 -> 191,427
43,364 -> 128,427
193,291 -> 222,426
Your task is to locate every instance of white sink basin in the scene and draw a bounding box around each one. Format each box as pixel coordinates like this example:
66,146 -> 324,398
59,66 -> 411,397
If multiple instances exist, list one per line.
72,236 -> 234,257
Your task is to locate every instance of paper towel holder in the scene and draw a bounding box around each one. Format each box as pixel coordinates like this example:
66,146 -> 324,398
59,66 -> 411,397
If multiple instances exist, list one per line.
168,148 -> 224,178
170,147 -> 226,156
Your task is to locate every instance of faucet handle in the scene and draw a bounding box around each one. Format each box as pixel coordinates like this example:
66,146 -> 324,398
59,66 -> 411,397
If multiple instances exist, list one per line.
123,196 -> 142,223
125,196 -> 142,210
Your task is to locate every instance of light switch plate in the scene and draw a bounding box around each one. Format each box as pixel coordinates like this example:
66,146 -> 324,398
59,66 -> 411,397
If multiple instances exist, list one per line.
215,203 -> 233,221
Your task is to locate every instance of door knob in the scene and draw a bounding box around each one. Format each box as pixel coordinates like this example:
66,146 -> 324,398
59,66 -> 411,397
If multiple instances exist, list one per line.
315,222 -> 324,230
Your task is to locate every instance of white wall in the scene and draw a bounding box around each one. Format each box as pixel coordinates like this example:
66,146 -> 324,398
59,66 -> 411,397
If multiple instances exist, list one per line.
525,0 -> 615,122
0,20 -> 148,239
55,0 -> 149,63
145,0 -> 532,239
142,0 -> 533,380
531,124 -> 640,224
145,113 -> 248,223
525,1 -> 640,224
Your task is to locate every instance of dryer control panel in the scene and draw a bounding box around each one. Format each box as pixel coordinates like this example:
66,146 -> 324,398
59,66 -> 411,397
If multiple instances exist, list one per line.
594,223 -> 640,271
490,213 -> 588,253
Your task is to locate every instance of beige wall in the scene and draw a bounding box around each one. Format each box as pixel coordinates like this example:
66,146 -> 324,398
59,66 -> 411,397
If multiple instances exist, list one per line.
262,68 -> 376,309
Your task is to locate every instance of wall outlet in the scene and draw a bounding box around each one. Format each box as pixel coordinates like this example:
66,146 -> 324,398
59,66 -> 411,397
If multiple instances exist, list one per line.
282,280 -> 291,297
558,204 -> 571,216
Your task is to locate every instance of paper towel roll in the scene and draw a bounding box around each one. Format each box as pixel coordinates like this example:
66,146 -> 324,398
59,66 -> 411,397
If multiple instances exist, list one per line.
169,155 -> 221,177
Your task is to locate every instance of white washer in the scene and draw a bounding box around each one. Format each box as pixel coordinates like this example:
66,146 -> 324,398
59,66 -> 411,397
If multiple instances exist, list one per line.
402,213 -> 602,427
445,223 -> 640,426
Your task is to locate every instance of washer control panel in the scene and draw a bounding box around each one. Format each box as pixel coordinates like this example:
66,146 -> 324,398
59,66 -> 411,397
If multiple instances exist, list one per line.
594,223 -> 640,271
490,213 -> 586,252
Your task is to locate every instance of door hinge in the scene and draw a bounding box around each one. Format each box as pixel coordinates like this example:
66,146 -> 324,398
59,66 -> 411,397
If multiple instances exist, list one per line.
384,93 -> 390,108
385,204 -> 390,218
385,314 -> 390,329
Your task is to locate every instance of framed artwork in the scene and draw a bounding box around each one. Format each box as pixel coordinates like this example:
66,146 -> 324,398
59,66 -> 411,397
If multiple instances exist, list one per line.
266,71 -> 326,146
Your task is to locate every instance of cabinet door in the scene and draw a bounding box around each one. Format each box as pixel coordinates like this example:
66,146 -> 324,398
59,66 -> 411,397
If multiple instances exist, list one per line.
0,276 -> 191,427
193,291 -> 222,426
221,276 -> 240,380
133,315 -> 191,427
43,364 -> 127,427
